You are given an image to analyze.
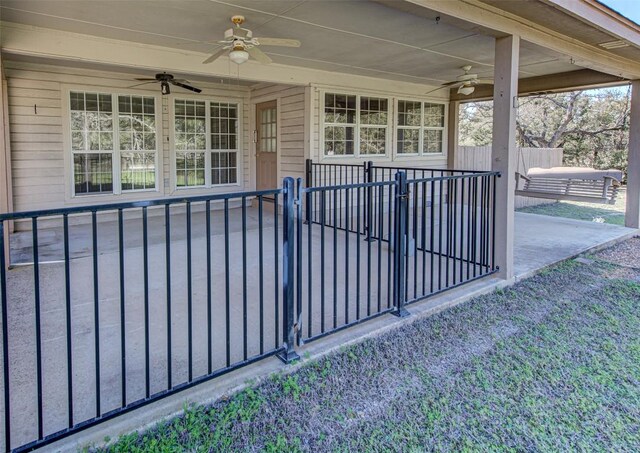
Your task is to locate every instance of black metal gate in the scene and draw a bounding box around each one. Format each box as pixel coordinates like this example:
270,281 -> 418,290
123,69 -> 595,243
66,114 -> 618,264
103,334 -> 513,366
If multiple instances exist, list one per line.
0,167 -> 498,452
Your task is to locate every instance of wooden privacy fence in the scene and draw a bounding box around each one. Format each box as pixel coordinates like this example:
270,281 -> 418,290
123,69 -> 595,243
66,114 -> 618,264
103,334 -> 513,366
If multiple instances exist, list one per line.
456,146 -> 563,208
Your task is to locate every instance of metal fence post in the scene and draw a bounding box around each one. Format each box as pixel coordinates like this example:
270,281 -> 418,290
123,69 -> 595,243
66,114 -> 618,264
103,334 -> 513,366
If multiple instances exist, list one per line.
394,171 -> 410,318
295,178 -> 303,346
278,177 -> 300,363
304,159 -> 312,224
365,160 -> 373,241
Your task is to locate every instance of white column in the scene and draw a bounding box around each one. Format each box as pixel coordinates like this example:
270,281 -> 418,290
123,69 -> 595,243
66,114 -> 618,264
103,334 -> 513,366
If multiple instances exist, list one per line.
626,80 -> 640,229
447,100 -> 460,170
491,35 -> 520,279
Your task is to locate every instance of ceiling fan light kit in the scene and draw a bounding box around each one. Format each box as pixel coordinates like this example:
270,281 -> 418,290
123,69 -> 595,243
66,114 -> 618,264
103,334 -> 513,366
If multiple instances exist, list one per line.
202,15 -> 301,65
457,84 -> 475,95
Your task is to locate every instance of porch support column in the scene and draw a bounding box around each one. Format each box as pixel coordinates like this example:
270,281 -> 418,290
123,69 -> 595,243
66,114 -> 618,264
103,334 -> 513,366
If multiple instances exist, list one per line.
625,80 -> 640,229
491,35 -> 520,280
447,100 -> 460,170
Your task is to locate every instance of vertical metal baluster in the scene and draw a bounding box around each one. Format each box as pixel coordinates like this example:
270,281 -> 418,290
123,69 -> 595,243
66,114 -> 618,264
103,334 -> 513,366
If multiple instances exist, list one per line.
366,183 -> 372,316
339,167 -> 343,229
242,197 -> 248,361
274,193 -> 279,348
165,205 -> 172,389
224,199 -> 231,365
472,177 -> 478,278
421,181 -> 427,297
296,179 -> 303,346
307,191 -> 313,338
378,184 -> 384,312
258,196 -> 264,354
459,179 -> 465,283
356,186 -> 361,321
452,179 -> 458,287
206,201 -> 212,374
344,188 -> 350,325
142,207 -> 150,397
446,180 -> 451,288
32,217 -> 43,439
333,189 -> 338,329
430,177 -> 435,295
0,221 -> 10,451
117,209 -> 126,407
320,191 -> 326,333
385,182 -> 391,309
466,177 -> 473,280
413,182 -> 418,300
91,211 -> 100,417
186,202 -> 193,381
491,176 -> 498,272
438,179 -> 443,291
63,214 -> 74,426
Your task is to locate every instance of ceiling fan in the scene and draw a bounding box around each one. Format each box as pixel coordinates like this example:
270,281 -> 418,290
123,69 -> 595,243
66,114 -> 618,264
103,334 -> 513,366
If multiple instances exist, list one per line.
202,15 -> 301,65
132,73 -> 202,95
427,65 -> 493,95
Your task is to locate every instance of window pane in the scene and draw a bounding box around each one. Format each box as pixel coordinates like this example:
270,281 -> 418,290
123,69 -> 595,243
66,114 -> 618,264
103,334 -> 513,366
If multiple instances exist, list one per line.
423,129 -> 443,153
360,127 -> 386,155
324,92 -> 356,124
174,99 -> 206,151
397,128 -> 419,154
211,102 -> 239,151
211,151 -> 237,185
398,101 -> 421,126
360,96 -> 388,125
324,125 -> 354,156
176,151 -> 206,187
424,103 -> 445,127
121,152 -> 155,191
73,153 -> 113,194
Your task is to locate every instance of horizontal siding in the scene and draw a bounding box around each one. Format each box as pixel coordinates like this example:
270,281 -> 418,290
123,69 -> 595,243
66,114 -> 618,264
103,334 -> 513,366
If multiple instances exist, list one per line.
5,60 -> 251,212
251,84 -> 306,182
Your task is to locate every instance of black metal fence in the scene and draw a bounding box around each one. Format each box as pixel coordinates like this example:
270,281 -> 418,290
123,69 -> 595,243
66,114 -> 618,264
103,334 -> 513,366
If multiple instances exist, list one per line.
1,168 -> 498,452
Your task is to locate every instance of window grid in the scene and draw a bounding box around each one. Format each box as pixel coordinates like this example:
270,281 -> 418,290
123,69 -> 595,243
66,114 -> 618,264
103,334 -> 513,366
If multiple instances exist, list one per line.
174,99 -> 240,189
397,100 -> 445,156
70,91 -> 114,195
211,102 -> 238,185
70,91 -> 160,196
118,95 -> 157,191
323,92 -> 390,157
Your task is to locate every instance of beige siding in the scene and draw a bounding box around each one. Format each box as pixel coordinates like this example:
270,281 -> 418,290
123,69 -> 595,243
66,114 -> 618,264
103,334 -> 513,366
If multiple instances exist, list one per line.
5,60 -> 251,212
250,83 -> 306,183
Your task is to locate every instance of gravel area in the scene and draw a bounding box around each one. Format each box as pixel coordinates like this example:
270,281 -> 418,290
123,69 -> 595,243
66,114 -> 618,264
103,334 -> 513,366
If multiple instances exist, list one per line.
98,237 -> 640,452
595,236 -> 640,269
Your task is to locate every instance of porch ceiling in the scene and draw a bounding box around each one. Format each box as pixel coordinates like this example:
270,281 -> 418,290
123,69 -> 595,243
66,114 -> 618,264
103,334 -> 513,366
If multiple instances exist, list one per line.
0,0 -> 584,86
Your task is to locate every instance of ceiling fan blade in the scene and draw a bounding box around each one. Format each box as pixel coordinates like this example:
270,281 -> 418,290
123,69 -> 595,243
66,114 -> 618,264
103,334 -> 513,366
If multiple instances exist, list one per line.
254,37 -> 301,48
475,78 -> 494,84
128,81 -> 156,88
203,47 -> 228,64
134,78 -> 158,81
424,86 -> 448,95
171,81 -> 202,93
247,46 -> 273,64
441,80 -> 463,87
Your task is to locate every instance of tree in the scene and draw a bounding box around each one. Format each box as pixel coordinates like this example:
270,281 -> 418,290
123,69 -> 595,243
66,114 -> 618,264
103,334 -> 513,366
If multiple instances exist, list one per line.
458,87 -> 631,176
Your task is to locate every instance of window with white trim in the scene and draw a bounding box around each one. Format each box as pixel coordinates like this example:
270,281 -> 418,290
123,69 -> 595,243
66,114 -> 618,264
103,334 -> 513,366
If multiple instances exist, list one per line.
323,93 -> 389,157
174,99 -> 239,187
397,100 -> 445,155
69,91 -> 158,195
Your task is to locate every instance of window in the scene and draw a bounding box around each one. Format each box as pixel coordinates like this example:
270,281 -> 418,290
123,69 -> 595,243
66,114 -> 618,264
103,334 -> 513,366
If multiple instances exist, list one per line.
397,101 -> 445,155
174,99 -> 239,188
70,92 -> 114,194
69,91 -> 158,196
323,93 -> 389,157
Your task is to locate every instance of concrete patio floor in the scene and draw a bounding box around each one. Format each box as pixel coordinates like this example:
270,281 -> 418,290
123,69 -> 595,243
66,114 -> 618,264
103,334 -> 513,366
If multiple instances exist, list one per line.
0,208 -> 637,452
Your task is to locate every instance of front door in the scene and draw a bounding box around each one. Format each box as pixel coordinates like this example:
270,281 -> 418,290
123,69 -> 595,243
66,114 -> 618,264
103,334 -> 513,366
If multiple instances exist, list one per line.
255,100 -> 278,191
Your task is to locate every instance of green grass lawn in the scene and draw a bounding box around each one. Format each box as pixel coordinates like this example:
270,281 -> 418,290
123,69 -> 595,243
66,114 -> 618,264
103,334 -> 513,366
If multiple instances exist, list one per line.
97,239 -> 640,452
517,188 -> 627,226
